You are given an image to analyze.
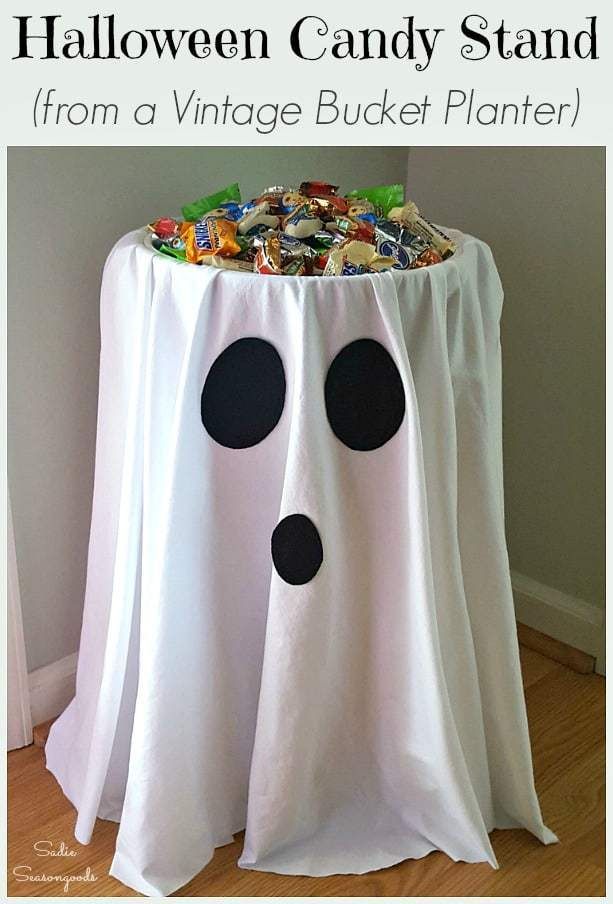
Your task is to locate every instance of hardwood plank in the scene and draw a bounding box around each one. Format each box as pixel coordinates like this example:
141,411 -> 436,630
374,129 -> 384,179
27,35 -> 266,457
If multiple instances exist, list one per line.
539,745 -> 605,852
7,645 -> 605,897
32,718 -> 56,748
519,644 -> 562,689
523,668 -> 604,793
517,622 -> 596,674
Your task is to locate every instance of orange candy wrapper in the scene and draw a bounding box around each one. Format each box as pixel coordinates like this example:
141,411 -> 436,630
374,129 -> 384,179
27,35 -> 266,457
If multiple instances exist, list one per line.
180,218 -> 241,263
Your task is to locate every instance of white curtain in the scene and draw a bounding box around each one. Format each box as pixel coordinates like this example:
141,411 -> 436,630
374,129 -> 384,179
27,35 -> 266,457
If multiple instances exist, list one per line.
7,495 -> 32,749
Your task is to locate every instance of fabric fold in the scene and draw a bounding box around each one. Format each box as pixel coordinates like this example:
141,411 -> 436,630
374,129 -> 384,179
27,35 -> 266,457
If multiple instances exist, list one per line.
45,235 -> 154,843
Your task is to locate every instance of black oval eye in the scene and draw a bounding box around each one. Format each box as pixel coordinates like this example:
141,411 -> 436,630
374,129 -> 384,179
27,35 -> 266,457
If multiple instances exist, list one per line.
201,338 -> 286,449
325,339 -> 405,451
271,514 -> 323,585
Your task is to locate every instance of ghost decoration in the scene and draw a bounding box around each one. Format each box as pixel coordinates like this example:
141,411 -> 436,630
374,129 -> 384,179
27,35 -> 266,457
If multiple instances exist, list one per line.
45,228 -> 556,897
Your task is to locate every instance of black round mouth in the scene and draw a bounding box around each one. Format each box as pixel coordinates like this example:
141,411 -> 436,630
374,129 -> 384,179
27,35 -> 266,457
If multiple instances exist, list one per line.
271,514 -> 323,586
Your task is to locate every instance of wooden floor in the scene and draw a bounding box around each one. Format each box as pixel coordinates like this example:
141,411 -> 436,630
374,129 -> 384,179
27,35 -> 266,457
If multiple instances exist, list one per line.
7,646 -> 605,897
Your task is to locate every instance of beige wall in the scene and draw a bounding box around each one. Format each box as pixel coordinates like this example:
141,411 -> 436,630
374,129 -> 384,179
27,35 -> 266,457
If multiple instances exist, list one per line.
407,147 -> 605,611
8,146 -> 409,671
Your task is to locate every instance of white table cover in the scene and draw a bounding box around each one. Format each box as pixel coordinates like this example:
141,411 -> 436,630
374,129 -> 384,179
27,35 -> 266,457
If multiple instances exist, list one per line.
46,228 -> 556,896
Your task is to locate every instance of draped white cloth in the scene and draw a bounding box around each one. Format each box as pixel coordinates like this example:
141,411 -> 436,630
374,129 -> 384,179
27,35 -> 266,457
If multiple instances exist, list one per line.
46,228 -> 556,896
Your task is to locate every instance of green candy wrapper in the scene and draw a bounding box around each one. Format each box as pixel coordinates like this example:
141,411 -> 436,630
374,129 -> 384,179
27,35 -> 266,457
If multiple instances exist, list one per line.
182,182 -> 241,222
156,242 -> 187,262
346,183 -> 405,217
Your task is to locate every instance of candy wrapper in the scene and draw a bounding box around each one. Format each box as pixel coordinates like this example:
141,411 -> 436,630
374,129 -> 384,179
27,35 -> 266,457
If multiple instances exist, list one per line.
387,202 -> 457,258
412,247 -> 444,268
254,235 -> 283,275
346,183 -> 405,217
376,237 -> 426,270
201,254 -> 254,272
323,240 -> 396,276
327,215 -> 375,245
283,206 -> 323,239
180,218 -> 241,263
148,179 -> 455,276
238,202 -> 280,236
181,182 -> 241,222
148,217 -> 180,241
300,181 -> 339,197
151,238 -> 187,262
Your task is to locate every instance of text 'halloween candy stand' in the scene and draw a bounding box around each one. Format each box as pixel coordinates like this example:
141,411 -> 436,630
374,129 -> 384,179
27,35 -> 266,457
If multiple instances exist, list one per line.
46,181 -> 556,897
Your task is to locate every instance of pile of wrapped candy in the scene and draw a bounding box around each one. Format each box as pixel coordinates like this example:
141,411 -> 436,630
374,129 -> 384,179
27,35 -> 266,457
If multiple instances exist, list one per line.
147,180 -> 456,276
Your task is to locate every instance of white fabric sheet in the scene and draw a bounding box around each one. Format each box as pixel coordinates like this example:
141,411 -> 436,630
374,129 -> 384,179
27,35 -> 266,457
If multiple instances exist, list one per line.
46,228 -> 556,896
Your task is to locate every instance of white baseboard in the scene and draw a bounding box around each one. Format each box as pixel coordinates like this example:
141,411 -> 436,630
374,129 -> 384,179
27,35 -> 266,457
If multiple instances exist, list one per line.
511,570 -> 604,673
28,652 -> 78,726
